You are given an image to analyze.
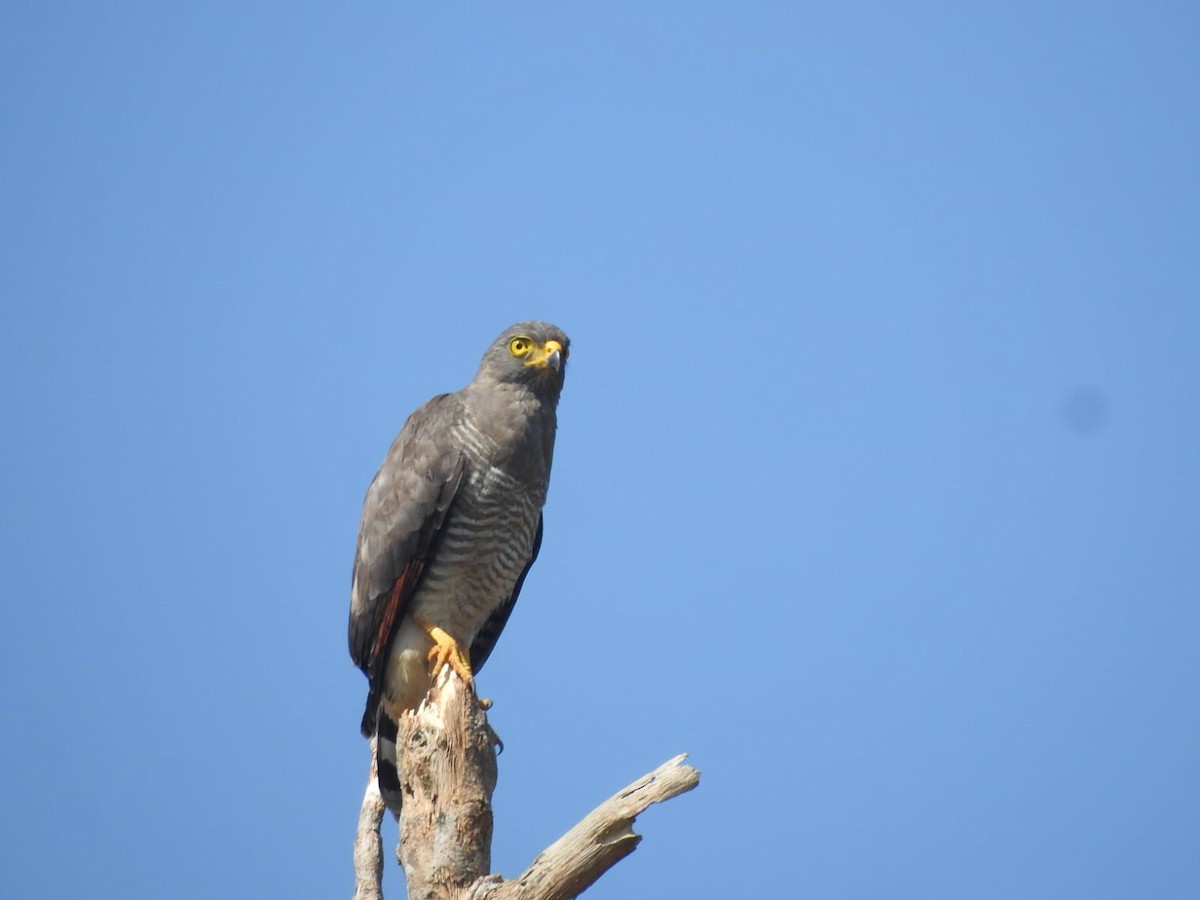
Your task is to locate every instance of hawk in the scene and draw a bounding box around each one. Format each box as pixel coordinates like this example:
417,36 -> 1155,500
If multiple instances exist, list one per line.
348,321 -> 569,813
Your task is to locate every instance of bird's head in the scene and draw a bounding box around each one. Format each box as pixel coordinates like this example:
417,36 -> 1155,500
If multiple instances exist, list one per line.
476,321 -> 570,397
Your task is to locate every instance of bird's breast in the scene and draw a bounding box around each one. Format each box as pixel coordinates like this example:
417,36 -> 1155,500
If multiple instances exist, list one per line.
408,421 -> 546,644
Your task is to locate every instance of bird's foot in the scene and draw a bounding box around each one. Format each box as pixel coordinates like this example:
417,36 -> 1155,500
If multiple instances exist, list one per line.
414,618 -> 474,686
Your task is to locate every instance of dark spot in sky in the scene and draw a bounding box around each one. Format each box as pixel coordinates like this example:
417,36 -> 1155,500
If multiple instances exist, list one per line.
1060,387 -> 1111,435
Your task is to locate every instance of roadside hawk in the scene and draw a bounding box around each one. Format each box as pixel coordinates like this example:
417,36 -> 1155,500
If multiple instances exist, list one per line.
348,321 -> 569,813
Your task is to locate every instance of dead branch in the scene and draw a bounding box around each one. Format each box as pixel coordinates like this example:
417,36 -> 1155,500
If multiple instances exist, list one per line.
398,670 -> 499,900
351,667 -> 699,899
473,754 -> 700,900
353,738 -> 387,900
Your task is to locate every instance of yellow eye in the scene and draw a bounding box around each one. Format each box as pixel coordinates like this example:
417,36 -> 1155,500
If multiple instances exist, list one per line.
509,336 -> 532,357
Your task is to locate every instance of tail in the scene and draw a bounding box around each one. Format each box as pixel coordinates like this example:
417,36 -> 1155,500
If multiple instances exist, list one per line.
360,684 -> 381,737
375,712 -> 404,816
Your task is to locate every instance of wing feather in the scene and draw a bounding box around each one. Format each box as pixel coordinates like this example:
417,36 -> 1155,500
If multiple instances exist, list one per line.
348,393 -> 465,734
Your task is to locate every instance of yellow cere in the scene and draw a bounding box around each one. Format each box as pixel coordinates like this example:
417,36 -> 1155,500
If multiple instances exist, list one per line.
528,340 -> 560,368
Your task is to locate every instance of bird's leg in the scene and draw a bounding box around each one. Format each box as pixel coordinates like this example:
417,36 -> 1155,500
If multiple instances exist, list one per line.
413,616 -> 474,686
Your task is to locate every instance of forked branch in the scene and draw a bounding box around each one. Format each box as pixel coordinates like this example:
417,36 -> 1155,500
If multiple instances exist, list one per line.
352,669 -> 699,900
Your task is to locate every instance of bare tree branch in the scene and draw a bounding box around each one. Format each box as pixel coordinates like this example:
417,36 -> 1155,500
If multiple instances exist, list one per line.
473,754 -> 700,900
352,667 -> 700,899
398,669 -> 500,900
353,738 -> 387,900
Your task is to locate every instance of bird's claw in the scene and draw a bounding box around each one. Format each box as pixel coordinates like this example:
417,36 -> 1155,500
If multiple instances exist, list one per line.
416,619 -> 474,686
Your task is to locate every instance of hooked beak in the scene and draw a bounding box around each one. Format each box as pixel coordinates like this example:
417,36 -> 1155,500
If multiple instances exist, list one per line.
544,339 -> 563,372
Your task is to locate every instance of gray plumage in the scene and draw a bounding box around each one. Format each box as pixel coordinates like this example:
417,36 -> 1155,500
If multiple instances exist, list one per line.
348,321 -> 569,813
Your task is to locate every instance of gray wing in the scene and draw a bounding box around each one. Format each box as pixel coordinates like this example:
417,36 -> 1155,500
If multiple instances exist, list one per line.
348,392 -> 465,735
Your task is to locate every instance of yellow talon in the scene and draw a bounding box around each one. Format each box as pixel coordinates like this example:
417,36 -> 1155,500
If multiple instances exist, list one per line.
415,618 -> 474,686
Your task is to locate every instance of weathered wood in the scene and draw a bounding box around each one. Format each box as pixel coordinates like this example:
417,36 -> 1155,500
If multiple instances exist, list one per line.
472,754 -> 700,900
353,739 -> 387,900
351,667 -> 699,900
398,669 -> 500,900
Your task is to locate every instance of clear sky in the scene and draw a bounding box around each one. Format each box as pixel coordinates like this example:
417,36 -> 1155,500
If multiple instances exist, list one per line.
2,3 -> 1198,898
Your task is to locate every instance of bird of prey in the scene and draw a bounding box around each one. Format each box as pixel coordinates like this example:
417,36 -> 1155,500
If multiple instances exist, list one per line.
348,321 -> 569,813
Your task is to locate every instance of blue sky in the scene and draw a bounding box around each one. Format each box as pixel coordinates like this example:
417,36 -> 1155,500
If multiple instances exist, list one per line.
2,3 -> 1198,898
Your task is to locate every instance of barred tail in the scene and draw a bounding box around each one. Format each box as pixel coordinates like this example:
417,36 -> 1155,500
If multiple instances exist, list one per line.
361,683 -> 381,737
376,713 -> 404,816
